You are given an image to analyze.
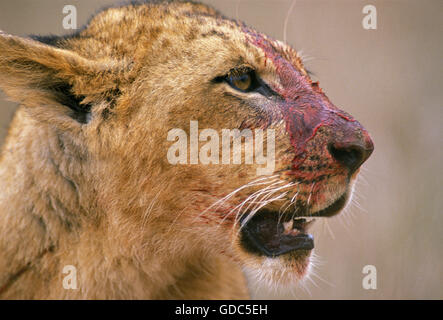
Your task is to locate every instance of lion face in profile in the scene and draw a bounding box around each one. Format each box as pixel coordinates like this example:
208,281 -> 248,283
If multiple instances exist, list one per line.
0,1 -> 373,298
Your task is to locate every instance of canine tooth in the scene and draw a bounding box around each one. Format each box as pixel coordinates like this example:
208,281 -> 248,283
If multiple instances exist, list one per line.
283,220 -> 293,234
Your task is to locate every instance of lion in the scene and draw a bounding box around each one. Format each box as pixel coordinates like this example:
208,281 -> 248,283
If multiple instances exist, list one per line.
0,1 -> 373,299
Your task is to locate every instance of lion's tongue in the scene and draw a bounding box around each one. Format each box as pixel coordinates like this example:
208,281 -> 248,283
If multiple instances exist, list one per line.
240,212 -> 314,257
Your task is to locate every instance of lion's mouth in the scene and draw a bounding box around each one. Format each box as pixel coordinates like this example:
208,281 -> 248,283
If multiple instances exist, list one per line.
239,192 -> 348,257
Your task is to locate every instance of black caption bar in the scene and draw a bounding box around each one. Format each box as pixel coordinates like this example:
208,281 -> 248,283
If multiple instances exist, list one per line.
0,300 -> 439,319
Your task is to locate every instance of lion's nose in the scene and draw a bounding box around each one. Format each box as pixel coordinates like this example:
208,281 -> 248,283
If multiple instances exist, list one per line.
328,134 -> 374,175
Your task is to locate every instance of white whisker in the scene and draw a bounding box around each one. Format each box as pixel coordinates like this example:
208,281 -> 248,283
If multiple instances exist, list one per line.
283,0 -> 297,44
195,175 -> 279,223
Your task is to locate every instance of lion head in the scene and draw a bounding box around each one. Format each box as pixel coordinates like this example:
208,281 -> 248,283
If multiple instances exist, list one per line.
0,1 -> 373,297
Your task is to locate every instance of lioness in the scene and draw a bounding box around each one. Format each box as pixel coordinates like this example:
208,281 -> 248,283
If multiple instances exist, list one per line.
0,1 -> 373,299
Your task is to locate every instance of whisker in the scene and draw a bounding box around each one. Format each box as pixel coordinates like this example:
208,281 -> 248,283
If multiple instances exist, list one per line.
324,219 -> 335,240
239,187 -> 291,229
283,0 -> 297,44
214,180 -> 286,234
244,182 -> 296,221
235,180 -> 289,223
306,182 -> 316,215
227,180 -> 285,224
195,175 -> 279,222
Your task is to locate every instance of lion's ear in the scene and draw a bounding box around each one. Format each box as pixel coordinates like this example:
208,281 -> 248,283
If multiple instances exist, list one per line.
0,31 -> 129,125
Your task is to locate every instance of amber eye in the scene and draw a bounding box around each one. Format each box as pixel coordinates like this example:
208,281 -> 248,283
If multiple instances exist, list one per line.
229,73 -> 253,92
224,69 -> 261,93
213,68 -> 272,95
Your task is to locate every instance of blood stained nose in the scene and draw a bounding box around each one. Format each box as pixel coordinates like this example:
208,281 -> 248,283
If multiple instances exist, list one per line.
328,134 -> 374,174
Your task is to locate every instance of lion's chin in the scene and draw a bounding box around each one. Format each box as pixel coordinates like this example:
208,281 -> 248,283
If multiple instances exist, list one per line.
242,250 -> 313,290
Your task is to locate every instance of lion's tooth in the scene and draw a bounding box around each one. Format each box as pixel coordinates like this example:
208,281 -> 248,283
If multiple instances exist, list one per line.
283,220 -> 293,234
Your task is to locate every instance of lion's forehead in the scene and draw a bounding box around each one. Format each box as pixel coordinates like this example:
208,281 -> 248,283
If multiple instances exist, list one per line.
75,2 -> 303,76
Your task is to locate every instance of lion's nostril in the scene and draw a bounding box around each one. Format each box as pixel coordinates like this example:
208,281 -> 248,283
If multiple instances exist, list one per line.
328,143 -> 371,174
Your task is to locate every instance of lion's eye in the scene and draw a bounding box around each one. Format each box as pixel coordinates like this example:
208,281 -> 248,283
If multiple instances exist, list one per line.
224,69 -> 261,93
228,73 -> 253,92
213,67 -> 274,97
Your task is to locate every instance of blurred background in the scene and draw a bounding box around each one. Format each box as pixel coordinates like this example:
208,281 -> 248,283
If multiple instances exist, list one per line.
0,0 -> 441,299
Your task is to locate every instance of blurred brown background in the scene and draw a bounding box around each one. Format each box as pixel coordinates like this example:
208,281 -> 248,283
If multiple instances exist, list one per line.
0,0 -> 441,299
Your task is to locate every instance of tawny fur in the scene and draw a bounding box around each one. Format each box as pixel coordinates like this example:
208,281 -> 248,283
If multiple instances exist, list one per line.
0,1 -> 372,299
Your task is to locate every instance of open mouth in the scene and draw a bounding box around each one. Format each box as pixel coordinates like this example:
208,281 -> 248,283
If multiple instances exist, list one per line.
240,192 -> 348,257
